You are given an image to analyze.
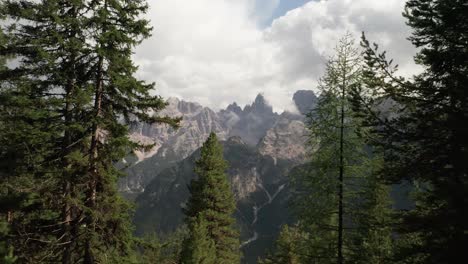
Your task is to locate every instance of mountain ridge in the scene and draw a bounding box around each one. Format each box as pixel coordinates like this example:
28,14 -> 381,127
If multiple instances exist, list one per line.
120,90 -> 316,194
126,90 -> 317,263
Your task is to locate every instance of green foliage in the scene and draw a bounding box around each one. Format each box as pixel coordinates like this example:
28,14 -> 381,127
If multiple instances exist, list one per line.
0,0 -> 179,262
181,215 -> 217,264
290,34 -> 394,263
350,157 -> 394,264
138,233 -> 163,263
136,227 -> 187,264
0,221 -> 16,264
259,225 -> 304,264
0,9 -> 65,260
355,1 -> 468,262
182,133 -> 241,263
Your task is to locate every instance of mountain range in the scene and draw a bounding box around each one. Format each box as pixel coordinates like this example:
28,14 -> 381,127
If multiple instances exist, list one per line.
120,90 -> 318,263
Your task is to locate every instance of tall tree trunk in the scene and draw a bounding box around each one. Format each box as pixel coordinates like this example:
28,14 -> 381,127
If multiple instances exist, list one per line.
84,54 -> 104,264
61,84 -> 73,264
62,38 -> 77,264
85,1 -> 108,261
337,61 -> 346,264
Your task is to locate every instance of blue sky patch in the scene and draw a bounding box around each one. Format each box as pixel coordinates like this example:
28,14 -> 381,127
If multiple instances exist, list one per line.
263,0 -> 313,27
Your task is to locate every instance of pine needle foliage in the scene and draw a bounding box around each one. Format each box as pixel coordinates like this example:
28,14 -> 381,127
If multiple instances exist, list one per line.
354,1 -> 468,262
291,34 -> 394,264
0,0 -> 180,262
182,133 -> 241,264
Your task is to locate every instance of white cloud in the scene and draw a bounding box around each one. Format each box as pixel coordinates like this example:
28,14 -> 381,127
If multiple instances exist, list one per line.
135,0 -> 419,112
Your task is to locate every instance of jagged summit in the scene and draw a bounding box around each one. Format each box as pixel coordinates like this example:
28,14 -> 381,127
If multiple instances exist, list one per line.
122,91 -> 316,192
163,97 -> 203,115
293,90 -> 318,115
244,93 -> 274,115
253,93 -> 268,107
226,102 -> 243,115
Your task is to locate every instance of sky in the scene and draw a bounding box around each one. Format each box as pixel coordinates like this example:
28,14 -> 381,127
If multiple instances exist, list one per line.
134,0 -> 420,112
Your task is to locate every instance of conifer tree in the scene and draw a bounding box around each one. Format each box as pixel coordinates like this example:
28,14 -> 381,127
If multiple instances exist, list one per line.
137,229 -> 186,264
80,0 -> 179,262
349,157 -> 394,264
0,2 -> 71,260
182,133 -> 240,263
0,221 -> 16,263
292,34 -> 394,264
259,225 -> 304,264
181,215 -> 217,264
355,1 -> 468,262
0,22 -> 16,264
0,0 -> 179,262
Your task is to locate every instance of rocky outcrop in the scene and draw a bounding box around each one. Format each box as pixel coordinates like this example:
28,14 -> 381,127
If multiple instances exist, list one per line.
257,112 -> 308,163
293,89 -> 318,115
227,94 -> 279,145
121,94 -> 277,193
120,98 -> 228,193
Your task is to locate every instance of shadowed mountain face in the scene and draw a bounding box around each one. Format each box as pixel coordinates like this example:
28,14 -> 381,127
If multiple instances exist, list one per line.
133,137 -> 299,263
225,94 -> 279,146
293,89 -> 318,115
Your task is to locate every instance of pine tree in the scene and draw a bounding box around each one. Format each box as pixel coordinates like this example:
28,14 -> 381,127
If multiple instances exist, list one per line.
259,225 -> 304,264
80,0 -> 179,262
349,157 -> 394,264
137,228 -> 187,264
355,1 -> 468,262
181,214 -> 217,264
0,25 -> 17,264
295,34 -> 363,264
0,0 -> 179,262
0,2 -> 69,260
182,133 -> 240,263
291,34 -> 394,264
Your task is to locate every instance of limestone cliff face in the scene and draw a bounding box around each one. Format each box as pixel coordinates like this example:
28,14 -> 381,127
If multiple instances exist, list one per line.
120,98 -> 228,193
257,112 -> 308,164
121,90 -> 317,194
130,97 -> 227,162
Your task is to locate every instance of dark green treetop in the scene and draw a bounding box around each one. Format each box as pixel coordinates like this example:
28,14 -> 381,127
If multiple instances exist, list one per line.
354,0 -> 468,262
259,225 -> 304,264
0,0 -> 179,262
291,34 -> 394,264
182,132 -> 240,264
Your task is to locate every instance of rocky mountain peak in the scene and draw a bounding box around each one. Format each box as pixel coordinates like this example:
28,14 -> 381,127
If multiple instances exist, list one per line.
253,93 -> 267,105
226,102 -> 243,115
227,94 -> 278,146
123,91 -> 309,193
163,97 -> 203,115
166,97 -> 180,105
244,93 -> 273,115
293,90 -> 318,115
